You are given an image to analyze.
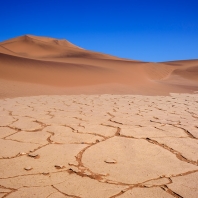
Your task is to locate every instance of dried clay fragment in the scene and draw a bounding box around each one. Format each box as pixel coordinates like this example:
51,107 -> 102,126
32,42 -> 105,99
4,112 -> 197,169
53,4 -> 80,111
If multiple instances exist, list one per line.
69,167 -> 79,173
68,161 -> 78,166
42,172 -> 49,175
104,158 -> 117,164
121,189 -> 128,193
19,152 -> 26,155
24,166 -> 33,171
54,165 -> 65,169
28,153 -> 39,158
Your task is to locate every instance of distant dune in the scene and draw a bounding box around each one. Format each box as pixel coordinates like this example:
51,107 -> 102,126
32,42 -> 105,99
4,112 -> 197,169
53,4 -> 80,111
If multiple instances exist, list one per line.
0,35 -> 197,98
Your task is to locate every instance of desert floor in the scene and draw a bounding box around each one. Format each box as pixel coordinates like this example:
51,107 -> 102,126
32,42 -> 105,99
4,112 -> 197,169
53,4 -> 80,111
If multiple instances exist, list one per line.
1,35 -> 198,197
0,93 -> 198,198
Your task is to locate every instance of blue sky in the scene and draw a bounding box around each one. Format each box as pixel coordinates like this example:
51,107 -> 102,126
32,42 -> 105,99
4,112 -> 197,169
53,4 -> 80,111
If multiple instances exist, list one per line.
0,0 -> 197,62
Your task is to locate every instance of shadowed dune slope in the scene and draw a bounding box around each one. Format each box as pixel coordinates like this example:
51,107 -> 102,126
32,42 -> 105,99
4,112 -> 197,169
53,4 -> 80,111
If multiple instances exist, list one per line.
160,60 -> 198,87
0,35 -> 198,97
172,66 -> 198,81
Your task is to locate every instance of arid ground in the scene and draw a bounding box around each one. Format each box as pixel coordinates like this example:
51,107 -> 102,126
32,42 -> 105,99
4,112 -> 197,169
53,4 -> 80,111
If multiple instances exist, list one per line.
0,35 -> 198,197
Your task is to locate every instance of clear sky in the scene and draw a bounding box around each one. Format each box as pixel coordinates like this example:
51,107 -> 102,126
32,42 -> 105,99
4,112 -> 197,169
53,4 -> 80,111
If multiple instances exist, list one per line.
0,0 -> 197,62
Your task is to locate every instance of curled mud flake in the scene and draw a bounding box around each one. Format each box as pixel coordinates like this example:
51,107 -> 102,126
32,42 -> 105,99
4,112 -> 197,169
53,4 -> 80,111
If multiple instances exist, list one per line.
24,166 -> 33,171
42,172 -> 50,175
121,189 -> 128,193
84,170 -> 92,176
143,184 -> 151,188
28,153 -> 38,157
69,167 -> 79,173
19,152 -> 26,155
104,158 -> 117,164
54,165 -> 65,169
28,153 -> 40,159
68,161 -> 78,166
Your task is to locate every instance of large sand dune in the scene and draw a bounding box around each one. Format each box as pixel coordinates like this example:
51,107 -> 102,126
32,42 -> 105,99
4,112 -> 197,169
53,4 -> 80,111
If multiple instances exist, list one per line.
0,35 -> 197,98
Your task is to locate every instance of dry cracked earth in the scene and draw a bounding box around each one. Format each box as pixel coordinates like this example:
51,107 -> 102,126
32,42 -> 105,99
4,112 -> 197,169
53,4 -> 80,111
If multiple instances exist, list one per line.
0,94 -> 198,198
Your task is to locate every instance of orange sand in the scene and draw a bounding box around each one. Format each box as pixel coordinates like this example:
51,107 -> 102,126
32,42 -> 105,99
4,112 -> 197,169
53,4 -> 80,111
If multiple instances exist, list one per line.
0,35 -> 197,98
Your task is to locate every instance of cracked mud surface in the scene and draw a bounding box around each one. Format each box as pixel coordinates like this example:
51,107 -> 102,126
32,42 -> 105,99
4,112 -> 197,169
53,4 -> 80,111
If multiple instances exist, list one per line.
0,94 -> 198,198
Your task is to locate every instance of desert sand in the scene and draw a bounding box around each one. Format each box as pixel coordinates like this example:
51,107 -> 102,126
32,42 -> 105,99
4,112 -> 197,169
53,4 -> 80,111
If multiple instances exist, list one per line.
0,35 -> 198,98
0,35 -> 198,197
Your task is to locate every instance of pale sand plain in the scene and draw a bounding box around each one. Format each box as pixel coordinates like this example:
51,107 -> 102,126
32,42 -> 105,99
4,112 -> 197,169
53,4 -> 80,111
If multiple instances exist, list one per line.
0,35 -> 198,197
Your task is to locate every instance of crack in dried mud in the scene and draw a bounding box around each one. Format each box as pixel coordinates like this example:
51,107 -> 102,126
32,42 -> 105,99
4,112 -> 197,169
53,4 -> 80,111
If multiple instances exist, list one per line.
161,185 -> 183,198
51,185 -> 80,198
145,138 -> 198,166
0,94 -> 198,197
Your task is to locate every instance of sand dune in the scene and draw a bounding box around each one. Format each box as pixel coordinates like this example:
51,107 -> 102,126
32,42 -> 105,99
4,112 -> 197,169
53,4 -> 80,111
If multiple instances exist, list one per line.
172,66 -> 198,82
0,35 -> 122,59
0,35 -> 197,97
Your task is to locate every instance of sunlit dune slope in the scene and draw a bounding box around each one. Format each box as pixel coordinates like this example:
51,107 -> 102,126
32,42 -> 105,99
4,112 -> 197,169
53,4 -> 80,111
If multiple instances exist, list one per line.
0,35 -> 123,59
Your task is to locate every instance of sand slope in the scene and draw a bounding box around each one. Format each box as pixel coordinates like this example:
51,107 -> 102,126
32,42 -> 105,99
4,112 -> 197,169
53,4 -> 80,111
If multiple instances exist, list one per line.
0,35 -> 198,97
